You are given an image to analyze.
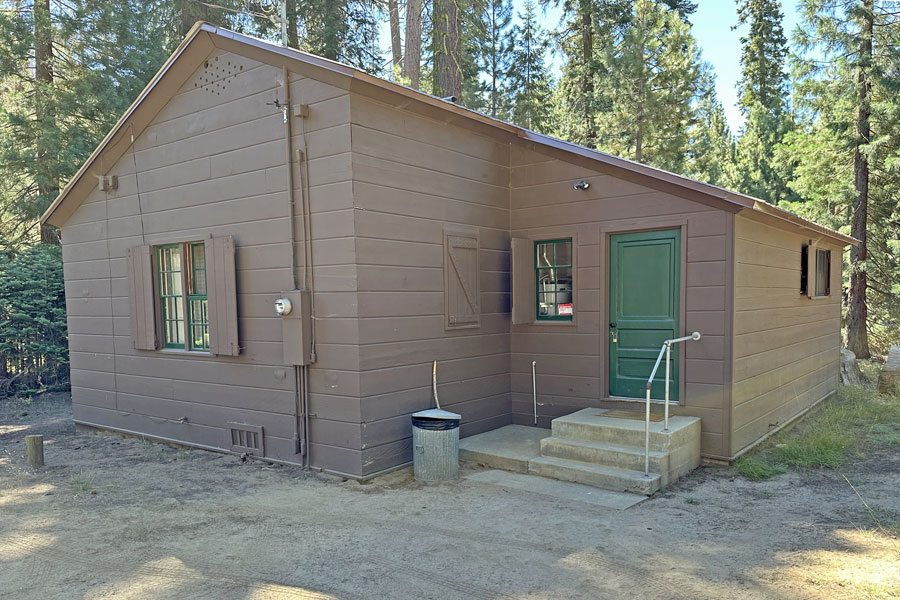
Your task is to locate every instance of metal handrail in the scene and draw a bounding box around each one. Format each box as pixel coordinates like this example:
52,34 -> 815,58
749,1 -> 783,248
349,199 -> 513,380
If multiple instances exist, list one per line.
643,332 -> 702,475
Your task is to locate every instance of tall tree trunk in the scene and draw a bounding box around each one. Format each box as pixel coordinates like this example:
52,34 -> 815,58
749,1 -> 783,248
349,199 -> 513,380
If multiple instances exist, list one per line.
321,0 -> 341,60
579,0 -> 595,144
178,0 -> 207,38
844,0 -> 873,358
433,0 -> 461,99
389,0 -> 402,68
286,0 -> 300,49
34,0 -> 58,244
403,0 -> 422,87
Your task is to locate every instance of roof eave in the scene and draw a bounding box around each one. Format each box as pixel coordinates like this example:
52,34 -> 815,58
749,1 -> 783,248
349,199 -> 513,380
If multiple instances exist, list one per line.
40,22 -> 211,227
42,22 -> 857,250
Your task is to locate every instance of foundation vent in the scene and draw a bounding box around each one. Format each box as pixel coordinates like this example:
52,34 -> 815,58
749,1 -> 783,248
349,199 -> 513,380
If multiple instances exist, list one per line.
228,422 -> 264,455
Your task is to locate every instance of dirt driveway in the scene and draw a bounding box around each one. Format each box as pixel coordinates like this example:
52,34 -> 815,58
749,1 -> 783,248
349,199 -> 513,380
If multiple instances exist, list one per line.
1,394 -> 898,599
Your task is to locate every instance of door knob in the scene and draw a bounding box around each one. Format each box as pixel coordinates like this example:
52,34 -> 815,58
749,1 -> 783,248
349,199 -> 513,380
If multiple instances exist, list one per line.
609,323 -> 617,328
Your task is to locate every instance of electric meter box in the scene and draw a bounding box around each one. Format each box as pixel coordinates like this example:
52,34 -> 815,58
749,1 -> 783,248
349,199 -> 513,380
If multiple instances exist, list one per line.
279,290 -> 313,365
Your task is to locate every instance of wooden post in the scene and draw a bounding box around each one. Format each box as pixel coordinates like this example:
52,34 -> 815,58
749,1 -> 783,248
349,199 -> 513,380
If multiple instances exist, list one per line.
26,435 -> 44,468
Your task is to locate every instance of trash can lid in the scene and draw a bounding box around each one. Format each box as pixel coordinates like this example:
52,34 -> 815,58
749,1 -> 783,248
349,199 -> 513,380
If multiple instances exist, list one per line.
412,408 -> 461,420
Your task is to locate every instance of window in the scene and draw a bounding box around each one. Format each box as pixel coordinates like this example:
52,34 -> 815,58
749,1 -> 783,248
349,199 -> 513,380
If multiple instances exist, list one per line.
815,248 -> 831,297
800,244 -> 809,295
535,239 -> 573,320
157,242 -> 209,351
801,244 -> 831,298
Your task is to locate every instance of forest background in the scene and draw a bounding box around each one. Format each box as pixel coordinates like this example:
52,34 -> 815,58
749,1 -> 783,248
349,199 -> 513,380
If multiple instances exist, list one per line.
0,0 -> 896,395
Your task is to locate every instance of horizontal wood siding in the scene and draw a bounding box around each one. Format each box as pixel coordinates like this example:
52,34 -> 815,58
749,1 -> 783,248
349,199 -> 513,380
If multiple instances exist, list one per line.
730,214 -> 842,455
509,144 -> 732,457
350,95 -> 511,475
61,49 -> 363,474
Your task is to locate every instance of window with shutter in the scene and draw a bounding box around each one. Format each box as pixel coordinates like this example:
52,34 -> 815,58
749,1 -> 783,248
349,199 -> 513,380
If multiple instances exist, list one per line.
444,229 -> 480,329
126,236 -> 239,355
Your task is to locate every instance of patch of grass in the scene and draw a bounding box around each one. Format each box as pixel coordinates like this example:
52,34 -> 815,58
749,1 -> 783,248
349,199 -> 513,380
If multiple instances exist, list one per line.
734,385 -> 900,481
66,471 -> 94,492
735,455 -> 785,481
684,496 -> 700,504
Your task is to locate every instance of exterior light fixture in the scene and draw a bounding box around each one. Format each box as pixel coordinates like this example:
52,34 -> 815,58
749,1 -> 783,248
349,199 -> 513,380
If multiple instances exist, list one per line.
573,180 -> 590,190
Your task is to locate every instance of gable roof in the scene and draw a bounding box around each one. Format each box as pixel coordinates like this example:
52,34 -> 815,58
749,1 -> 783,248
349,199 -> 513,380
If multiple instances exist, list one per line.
41,22 -> 857,247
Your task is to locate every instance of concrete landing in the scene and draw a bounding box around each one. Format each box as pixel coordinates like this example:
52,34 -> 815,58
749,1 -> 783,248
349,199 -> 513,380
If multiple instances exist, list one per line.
459,424 -> 549,473
464,469 -> 646,510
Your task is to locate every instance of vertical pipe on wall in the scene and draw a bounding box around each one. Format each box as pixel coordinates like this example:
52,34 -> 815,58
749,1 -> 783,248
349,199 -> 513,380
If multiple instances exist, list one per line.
281,65 -> 308,463
532,361 -> 537,426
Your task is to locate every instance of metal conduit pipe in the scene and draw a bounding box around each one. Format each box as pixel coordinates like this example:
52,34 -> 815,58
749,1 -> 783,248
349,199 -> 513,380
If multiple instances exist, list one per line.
280,65 -> 311,465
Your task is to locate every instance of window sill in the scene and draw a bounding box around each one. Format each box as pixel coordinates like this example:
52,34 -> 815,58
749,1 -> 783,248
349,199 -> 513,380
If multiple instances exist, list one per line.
806,294 -> 831,301
158,348 -> 213,357
527,319 -> 577,327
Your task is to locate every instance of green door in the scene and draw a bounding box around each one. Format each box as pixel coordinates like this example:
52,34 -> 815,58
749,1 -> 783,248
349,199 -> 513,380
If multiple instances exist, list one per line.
608,229 -> 681,400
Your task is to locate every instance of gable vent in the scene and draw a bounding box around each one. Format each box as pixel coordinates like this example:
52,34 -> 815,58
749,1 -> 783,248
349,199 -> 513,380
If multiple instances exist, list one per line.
228,422 -> 264,455
193,54 -> 242,96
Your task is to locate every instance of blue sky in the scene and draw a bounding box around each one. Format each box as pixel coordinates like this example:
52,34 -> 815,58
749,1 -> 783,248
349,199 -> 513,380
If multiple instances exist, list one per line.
691,1 -> 802,134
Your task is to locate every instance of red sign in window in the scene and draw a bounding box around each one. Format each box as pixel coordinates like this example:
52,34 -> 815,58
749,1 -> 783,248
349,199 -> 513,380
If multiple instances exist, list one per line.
559,303 -> 573,316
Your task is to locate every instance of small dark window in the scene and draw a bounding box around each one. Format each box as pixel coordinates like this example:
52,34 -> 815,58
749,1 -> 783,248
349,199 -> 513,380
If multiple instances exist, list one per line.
535,239 -> 573,320
815,249 -> 831,297
800,244 -> 809,295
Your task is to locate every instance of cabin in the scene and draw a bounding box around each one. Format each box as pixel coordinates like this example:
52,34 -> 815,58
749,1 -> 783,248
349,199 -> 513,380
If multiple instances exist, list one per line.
42,23 -> 855,489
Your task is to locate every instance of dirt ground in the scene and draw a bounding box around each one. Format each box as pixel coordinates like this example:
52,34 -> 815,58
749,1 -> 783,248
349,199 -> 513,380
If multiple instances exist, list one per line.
1,394 -> 898,600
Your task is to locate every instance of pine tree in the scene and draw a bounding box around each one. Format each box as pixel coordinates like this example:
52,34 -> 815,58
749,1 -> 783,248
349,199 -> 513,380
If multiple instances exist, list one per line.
731,0 -> 793,205
506,0 -> 554,132
735,0 -> 788,116
595,0 -> 701,172
475,0 -> 514,118
687,69 -> 736,187
0,0 -> 171,248
785,0 -> 900,357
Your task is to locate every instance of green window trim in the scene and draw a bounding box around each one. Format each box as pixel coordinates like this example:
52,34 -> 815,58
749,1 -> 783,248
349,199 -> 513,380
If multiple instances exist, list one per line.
157,242 -> 210,352
535,238 -> 573,321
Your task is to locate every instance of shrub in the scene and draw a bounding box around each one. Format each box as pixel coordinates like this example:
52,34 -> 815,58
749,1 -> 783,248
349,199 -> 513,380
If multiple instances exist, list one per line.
0,243 -> 68,396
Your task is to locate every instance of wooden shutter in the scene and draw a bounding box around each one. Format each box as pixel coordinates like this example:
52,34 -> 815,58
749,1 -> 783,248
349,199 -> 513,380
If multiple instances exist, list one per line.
511,237 -> 535,324
205,236 -> 240,356
444,229 -> 480,329
127,245 -> 158,350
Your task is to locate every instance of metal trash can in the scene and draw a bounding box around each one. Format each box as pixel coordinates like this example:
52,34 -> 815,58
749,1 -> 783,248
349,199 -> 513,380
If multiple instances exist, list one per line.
411,408 -> 461,482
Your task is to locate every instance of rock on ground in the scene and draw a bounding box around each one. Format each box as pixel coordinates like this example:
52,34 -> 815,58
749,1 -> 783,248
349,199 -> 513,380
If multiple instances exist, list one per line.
879,345 -> 900,394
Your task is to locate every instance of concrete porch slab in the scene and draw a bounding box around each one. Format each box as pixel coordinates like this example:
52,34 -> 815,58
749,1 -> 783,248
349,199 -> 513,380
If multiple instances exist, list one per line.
464,469 -> 646,510
459,424 -> 549,473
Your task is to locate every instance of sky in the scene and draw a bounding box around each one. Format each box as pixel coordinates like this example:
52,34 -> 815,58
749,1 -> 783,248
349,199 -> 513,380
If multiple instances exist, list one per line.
691,1 -> 802,134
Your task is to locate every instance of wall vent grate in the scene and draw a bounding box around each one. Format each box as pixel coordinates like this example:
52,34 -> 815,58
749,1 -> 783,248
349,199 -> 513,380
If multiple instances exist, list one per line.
228,422 -> 264,455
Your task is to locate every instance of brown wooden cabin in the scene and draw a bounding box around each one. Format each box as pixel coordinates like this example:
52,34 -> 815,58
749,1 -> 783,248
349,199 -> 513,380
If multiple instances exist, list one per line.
42,23 -> 856,479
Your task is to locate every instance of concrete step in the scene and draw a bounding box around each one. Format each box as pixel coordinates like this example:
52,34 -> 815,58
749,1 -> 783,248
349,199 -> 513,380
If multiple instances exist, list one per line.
528,456 -> 661,496
540,436 -> 669,475
551,408 -> 701,452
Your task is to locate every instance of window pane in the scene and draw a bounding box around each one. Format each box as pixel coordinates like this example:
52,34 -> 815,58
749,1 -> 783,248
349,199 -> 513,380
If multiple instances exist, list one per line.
190,243 -> 207,296
536,243 -> 553,268
553,241 -> 572,266
534,238 -> 574,320
555,267 -> 573,305
816,250 -> 829,296
538,292 -> 557,316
